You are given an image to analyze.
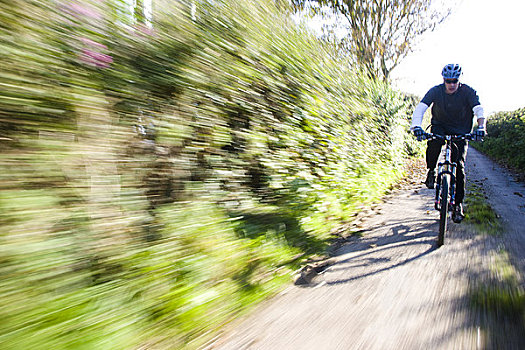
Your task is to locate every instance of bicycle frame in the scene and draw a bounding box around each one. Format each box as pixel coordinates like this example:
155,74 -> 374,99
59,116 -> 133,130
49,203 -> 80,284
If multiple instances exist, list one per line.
420,132 -> 475,246
435,135 -> 458,211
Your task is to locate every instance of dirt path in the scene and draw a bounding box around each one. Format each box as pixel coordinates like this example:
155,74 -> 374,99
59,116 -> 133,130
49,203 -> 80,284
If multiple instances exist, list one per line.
205,149 -> 525,350
466,148 -> 525,278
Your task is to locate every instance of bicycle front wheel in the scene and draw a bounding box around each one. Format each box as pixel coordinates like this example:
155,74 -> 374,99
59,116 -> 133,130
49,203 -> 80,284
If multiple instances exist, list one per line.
438,174 -> 449,246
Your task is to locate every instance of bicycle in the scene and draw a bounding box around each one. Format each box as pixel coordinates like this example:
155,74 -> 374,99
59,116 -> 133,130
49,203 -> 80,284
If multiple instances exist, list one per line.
417,132 -> 481,246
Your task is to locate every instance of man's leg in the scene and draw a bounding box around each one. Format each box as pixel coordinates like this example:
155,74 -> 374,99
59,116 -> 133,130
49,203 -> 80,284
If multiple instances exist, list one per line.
452,140 -> 468,222
425,139 -> 444,188
426,139 -> 444,169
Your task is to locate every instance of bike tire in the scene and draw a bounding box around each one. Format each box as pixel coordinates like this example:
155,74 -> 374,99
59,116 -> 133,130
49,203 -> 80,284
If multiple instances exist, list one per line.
438,175 -> 449,246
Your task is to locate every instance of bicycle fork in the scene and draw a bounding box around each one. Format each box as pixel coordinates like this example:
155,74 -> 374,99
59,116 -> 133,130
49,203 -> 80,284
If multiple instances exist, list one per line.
434,161 -> 457,210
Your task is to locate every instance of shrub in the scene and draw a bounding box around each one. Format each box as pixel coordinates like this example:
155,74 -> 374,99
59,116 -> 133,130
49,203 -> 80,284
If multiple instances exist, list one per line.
0,0 -> 416,348
473,108 -> 525,175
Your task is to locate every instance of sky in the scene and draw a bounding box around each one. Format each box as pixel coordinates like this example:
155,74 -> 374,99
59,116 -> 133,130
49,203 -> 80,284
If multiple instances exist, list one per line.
390,0 -> 525,115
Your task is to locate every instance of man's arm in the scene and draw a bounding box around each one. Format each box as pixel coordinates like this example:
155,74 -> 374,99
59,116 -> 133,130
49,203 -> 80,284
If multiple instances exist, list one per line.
410,102 -> 429,130
411,87 -> 436,131
473,105 -> 486,129
472,104 -> 486,140
467,85 -> 485,129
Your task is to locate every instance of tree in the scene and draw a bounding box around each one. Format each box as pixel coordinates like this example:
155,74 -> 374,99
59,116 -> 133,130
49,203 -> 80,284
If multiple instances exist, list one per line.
292,0 -> 452,81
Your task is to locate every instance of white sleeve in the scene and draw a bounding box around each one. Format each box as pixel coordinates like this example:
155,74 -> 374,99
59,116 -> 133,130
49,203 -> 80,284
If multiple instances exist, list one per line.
473,105 -> 484,118
410,102 -> 429,130
473,105 -> 486,128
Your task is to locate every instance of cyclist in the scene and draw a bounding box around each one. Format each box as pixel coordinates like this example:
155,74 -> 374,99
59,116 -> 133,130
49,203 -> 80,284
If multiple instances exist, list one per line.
410,64 -> 486,223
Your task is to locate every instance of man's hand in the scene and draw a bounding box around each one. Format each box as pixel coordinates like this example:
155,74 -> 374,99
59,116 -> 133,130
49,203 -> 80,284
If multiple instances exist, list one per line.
412,126 -> 425,141
473,127 -> 485,141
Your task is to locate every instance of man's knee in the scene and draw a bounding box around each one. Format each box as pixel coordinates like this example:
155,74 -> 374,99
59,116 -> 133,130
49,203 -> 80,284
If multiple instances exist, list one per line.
428,138 -> 445,148
426,139 -> 444,158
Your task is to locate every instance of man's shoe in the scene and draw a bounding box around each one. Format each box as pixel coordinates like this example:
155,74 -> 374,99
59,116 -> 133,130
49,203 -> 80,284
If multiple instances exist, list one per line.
424,170 -> 435,189
452,204 -> 465,223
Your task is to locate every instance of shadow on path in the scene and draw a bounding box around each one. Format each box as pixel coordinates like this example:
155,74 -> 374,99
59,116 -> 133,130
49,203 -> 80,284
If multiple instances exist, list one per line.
319,218 -> 439,287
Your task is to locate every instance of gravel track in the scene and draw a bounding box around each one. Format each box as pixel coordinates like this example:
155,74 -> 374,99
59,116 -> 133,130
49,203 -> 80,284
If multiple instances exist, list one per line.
466,148 -> 525,279
206,149 -> 525,350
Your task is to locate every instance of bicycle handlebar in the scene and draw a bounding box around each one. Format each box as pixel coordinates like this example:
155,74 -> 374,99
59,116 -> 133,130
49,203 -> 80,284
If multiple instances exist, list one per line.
418,132 -> 477,142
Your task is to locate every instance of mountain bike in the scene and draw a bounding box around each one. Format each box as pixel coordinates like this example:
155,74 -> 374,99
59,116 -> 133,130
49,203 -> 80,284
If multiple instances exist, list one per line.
418,132 -> 480,246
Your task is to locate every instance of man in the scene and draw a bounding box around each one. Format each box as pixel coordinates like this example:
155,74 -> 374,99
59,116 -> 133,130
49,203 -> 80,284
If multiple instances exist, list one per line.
411,64 -> 486,223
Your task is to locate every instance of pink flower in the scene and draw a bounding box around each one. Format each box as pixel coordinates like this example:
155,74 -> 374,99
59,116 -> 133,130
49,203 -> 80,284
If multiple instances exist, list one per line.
134,24 -> 155,36
130,24 -> 157,40
80,37 -> 107,50
80,48 -> 113,68
64,2 -> 103,19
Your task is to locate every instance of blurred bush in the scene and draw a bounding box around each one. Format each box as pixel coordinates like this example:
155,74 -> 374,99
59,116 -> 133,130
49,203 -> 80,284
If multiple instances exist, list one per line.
473,108 -> 525,176
0,0 -> 416,348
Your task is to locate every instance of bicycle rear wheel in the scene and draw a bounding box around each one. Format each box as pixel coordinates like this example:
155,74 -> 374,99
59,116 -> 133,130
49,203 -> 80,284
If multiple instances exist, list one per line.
438,174 -> 449,246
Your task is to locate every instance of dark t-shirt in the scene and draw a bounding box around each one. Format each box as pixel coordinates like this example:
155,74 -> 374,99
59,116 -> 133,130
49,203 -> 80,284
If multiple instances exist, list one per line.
421,83 -> 480,134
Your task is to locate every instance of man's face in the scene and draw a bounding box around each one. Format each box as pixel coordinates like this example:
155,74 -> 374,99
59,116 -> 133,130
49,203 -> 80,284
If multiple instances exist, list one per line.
444,78 -> 459,94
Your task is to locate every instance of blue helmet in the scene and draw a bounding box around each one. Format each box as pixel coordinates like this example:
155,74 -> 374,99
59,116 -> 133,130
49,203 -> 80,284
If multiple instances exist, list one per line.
441,64 -> 462,79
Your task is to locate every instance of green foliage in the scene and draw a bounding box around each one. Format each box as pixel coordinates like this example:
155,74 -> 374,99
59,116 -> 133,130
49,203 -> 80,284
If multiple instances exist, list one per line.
471,286 -> 525,320
470,250 -> 525,346
0,0 -> 416,348
473,108 -> 525,176
464,183 -> 502,235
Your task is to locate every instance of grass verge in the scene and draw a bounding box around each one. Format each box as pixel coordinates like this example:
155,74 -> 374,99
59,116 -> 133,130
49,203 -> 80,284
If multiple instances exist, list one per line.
464,182 -> 502,235
465,185 -> 525,346
470,249 -> 525,348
